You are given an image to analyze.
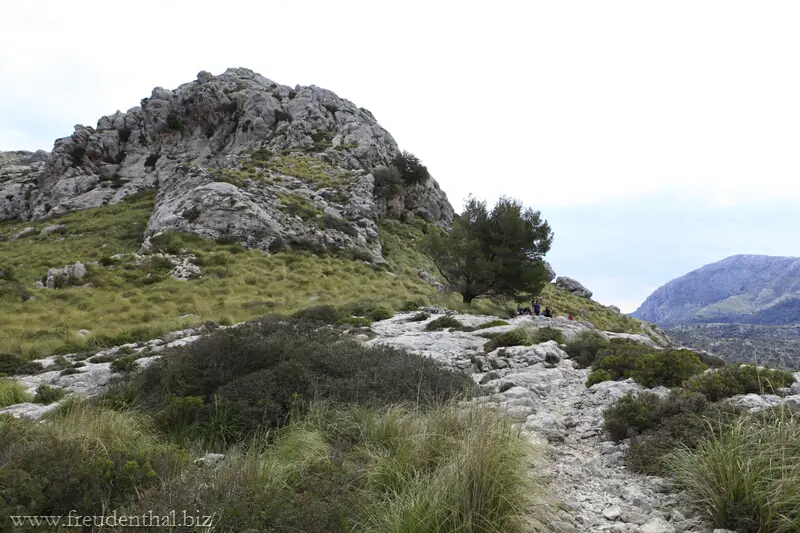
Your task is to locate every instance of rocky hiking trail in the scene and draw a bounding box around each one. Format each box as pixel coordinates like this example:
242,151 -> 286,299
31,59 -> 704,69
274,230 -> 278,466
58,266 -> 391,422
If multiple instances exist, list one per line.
4,309 -> 797,532
368,311 -> 731,533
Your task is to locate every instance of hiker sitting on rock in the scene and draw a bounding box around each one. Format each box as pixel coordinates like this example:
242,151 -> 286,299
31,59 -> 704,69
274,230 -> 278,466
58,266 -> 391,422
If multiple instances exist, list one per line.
543,307 -> 553,318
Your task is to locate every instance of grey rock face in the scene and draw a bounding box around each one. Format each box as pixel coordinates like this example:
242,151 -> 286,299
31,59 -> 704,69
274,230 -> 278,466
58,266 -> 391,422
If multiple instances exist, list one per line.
0,68 -> 454,261
555,276 -> 593,298
543,260 -> 556,281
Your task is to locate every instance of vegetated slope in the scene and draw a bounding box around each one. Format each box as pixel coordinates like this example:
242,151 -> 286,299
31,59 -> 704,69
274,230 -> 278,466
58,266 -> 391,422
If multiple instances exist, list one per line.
0,68 -> 459,358
666,323 -> 800,370
0,193 -> 442,358
631,254 -> 800,326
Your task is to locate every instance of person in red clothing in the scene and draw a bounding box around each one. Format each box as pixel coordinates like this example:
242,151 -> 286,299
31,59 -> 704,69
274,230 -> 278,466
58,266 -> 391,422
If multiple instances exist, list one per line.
568,314 -> 574,321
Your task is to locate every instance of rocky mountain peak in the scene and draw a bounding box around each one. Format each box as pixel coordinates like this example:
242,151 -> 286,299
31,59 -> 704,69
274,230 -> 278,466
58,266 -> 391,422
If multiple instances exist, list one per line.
0,68 -> 454,261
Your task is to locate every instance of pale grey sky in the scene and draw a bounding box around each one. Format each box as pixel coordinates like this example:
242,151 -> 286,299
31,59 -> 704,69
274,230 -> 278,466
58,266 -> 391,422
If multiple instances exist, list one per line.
2,1 -> 799,311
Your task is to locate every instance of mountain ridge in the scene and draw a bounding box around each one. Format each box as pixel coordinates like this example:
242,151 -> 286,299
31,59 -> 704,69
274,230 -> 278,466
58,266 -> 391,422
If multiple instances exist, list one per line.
631,253 -> 800,327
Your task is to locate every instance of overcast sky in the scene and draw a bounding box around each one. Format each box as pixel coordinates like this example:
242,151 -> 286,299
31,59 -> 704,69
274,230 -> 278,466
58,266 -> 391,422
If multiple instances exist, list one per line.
3,1 -> 799,312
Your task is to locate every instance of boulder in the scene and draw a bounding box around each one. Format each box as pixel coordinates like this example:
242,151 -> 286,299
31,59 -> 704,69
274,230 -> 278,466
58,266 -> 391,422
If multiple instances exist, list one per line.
12,227 -> 36,239
44,262 -> 87,289
40,223 -> 66,236
555,276 -> 593,298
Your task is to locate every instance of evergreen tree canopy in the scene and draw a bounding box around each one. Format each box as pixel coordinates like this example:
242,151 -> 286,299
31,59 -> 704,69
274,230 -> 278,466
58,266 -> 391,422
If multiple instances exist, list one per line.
423,196 -> 554,303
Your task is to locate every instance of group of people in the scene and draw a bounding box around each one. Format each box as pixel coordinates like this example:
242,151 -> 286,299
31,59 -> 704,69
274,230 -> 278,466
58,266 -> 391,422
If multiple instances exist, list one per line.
517,300 -> 574,321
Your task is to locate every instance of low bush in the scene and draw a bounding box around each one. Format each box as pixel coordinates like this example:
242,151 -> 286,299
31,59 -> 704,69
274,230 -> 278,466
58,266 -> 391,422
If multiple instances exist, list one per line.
0,404 -> 184,527
591,341 -> 708,388
564,330 -> 609,368
627,402 -> 742,475
33,383 -> 66,404
425,315 -> 464,331
586,369 -> 613,388
475,319 -> 508,329
483,328 -> 532,352
365,306 -> 393,322
392,151 -> 430,186
110,355 -> 139,374
667,409 -> 800,533
602,391 -> 663,442
629,349 -> 708,388
409,312 -> 430,322
292,304 -> 344,324
686,363 -> 796,401
0,378 -> 32,407
0,353 -> 24,375
113,316 -> 477,448
533,326 -> 565,344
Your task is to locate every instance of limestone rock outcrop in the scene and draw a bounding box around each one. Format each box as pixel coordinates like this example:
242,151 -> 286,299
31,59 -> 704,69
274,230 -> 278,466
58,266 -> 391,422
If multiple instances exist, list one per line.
0,68 -> 454,262
555,276 -> 593,298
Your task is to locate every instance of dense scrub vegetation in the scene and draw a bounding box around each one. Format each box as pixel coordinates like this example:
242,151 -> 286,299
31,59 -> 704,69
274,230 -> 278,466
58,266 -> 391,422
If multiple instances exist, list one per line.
0,318 -> 560,532
599,338 -> 799,533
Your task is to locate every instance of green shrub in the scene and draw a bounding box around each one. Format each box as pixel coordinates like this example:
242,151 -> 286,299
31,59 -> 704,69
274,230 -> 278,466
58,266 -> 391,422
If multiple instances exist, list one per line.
409,312 -> 430,322
593,341 -> 708,388
0,404 -> 183,526
400,298 -> 427,311
0,353 -> 24,375
666,409 -> 800,533
425,315 -> 464,331
603,391 -> 663,442
586,369 -> 613,387
483,328 -> 532,352
564,330 -> 609,368
0,379 -> 32,408
533,326 -> 565,344
475,319 -> 508,329
686,364 -> 796,401
292,304 -> 344,324
33,384 -> 67,405
110,355 -> 139,374
113,317 -> 477,448
365,306 -> 393,321
392,151 -> 430,186
629,349 -> 708,388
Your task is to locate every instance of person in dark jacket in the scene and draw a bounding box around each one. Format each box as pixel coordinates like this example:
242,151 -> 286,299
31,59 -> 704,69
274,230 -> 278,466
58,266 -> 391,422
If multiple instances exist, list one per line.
533,301 -> 541,316
543,307 -> 552,318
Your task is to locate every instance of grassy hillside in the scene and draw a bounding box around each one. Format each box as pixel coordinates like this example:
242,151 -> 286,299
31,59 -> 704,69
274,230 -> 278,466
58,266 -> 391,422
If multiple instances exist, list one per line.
537,284 -> 648,333
0,192 -> 438,358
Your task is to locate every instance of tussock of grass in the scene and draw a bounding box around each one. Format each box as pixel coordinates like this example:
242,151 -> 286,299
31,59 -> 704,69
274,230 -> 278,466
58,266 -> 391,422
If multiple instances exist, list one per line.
122,402 -> 560,533
667,408 -> 800,533
0,378 -> 32,407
